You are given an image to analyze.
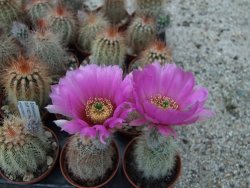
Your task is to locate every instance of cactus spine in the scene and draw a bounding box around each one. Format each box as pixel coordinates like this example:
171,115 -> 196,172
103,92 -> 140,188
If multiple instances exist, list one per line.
27,20 -> 67,75
66,135 -> 115,185
126,16 -> 156,54
136,0 -> 164,17
102,0 -> 128,25
2,56 -> 50,109
27,0 -> 53,26
0,31 -> 20,69
134,128 -> 177,179
0,0 -> 20,28
91,27 -> 125,66
77,13 -> 108,53
47,6 -> 76,45
0,115 -> 48,177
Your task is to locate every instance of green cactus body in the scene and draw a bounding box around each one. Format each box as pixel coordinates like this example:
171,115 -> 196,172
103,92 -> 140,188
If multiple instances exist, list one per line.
137,0 -> 164,17
91,27 -> 125,66
62,0 -> 83,12
27,28 -> 67,75
66,135 -> 115,185
127,16 -> 156,54
27,0 -> 53,25
103,0 -> 128,25
0,34 -> 20,69
77,13 -> 108,53
134,128 -> 177,179
11,22 -> 30,46
48,6 -> 76,45
2,56 -> 50,109
0,116 -> 48,177
0,0 -> 20,27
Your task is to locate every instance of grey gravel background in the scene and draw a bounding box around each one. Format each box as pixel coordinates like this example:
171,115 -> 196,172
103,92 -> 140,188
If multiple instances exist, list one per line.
163,0 -> 250,187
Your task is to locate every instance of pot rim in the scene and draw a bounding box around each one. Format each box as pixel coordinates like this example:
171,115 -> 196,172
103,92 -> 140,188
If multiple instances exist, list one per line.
122,137 -> 182,188
60,136 -> 120,188
0,126 -> 60,184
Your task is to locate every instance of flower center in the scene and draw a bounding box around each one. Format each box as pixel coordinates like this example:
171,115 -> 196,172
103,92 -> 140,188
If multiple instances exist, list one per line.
85,98 -> 114,124
150,95 -> 179,110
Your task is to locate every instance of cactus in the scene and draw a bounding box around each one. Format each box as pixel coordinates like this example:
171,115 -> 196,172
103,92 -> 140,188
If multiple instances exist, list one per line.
2,56 -> 50,109
126,16 -> 156,54
91,27 -> 125,66
136,0 -> 164,17
26,20 -> 67,75
77,13 -> 108,53
0,0 -> 21,28
134,128 -> 177,179
102,0 -> 128,25
0,115 -> 48,177
66,134 -> 115,185
0,30 -> 20,69
11,21 -> 31,46
27,0 -> 53,26
47,5 -> 76,45
62,0 -> 83,12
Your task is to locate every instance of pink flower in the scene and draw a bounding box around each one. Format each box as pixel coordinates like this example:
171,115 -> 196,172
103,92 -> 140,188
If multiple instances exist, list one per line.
130,62 -> 214,137
46,64 -> 132,143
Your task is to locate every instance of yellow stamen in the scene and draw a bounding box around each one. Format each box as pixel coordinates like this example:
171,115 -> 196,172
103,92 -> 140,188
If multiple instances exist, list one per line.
150,95 -> 179,110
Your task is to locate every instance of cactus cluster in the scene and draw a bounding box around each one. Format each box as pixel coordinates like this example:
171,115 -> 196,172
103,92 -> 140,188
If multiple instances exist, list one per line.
0,0 -> 20,28
0,30 -> 20,69
26,20 -> 67,75
77,13 -> 108,53
102,0 -> 128,25
136,0 -> 164,17
134,128 -> 177,179
2,56 -> 50,109
91,27 -> 125,66
27,0 -> 53,26
47,6 -> 76,45
66,134 -> 115,185
126,16 -> 156,54
0,115 -> 48,177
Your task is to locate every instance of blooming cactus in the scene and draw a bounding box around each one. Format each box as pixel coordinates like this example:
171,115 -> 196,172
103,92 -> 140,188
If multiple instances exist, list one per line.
47,64 -> 132,143
130,62 -> 214,137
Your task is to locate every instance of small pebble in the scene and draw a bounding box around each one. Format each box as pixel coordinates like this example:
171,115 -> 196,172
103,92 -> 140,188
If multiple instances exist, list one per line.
23,172 -> 34,182
47,156 -> 54,166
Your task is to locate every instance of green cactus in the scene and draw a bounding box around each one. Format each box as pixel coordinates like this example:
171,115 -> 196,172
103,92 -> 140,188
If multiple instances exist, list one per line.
77,13 -> 108,53
126,16 -> 156,54
0,115 -> 48,177
47,6 -> 76,45
0,0 -> 21,28
91,27 -> 125,66
27,0 -> 53,26
136,0 -> 164,17
66,134 -> 115,186
2,56 -> 50,109
0,31 -> 20,69
11,21 -> 30,46
134,128 -> 177,179
26,21 -> 67,75
102,0 -> 128,25
62,0 -> 83,12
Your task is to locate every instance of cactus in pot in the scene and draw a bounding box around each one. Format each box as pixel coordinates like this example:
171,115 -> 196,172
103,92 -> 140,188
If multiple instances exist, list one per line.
126,15 -> 156,54
2,56 -> 50,109
77,12 -> 108,53
91,27 -> 126,66
47,5 -> 76,45
0,115 -> 49,180
102,0 -> 128,25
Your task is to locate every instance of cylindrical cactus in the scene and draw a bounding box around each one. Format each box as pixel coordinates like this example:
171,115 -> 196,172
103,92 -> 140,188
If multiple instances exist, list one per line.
2,56 -> 50,109
77,13 -> 108,53
0,0 -> 21,28
91,27 -> 125,66
126,16 -> 156,54
27,20 -> 67,75
47,5 -> 76,45
0,115 -> 48,177
102,0 -> 128,25
0,31 -> 20,69
66,134 -> 115,186
134,128 -> 177,179
27,0 -> 53,26
136,0 -> 164,17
